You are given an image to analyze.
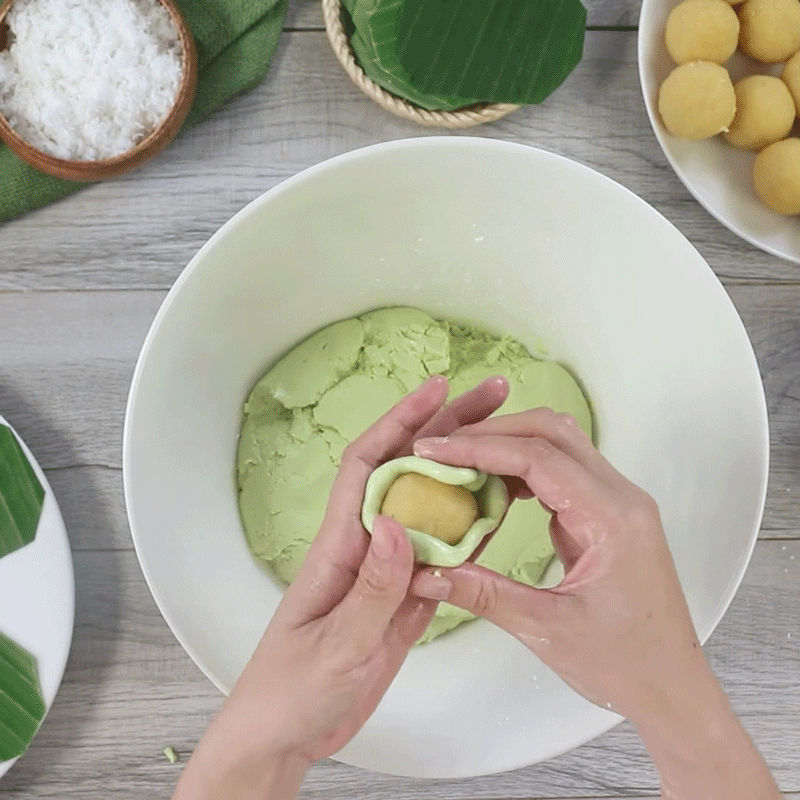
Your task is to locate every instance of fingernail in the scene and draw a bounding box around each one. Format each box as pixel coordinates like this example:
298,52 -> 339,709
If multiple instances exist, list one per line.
413,571 -> 453,601
413,436 -> 448,455
416,375 -> 447,394
371,516 -> 398,560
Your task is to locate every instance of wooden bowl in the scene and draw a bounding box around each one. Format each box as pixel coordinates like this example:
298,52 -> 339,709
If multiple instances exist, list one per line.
0,0 -> 197,181
322,0 -> 519,128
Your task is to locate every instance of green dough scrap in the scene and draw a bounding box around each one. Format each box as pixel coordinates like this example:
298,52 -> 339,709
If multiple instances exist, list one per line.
236,306 -> 593,643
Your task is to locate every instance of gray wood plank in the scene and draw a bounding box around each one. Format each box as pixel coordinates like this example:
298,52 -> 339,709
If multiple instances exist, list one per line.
0,283 -> 796,548
45,466 -> 133,551
284,0 -> 324,30
0,290 -> 164,475
737,285 -> 800,534
285,0 -> 642,31
1,32 -> 798,292
0,541 -> 796,799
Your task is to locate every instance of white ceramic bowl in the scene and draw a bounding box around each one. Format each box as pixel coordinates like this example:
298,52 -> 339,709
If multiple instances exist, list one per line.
639,0 -> 800,263
124,137 -> 768,778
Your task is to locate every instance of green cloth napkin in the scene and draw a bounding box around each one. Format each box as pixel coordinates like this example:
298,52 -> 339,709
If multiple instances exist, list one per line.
0,0 -> 288,223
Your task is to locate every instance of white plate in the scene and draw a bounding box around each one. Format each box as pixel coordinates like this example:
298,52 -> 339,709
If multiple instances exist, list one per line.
124,137 -> 768,778
638,0 -> 800,263
0,415 -> 75,780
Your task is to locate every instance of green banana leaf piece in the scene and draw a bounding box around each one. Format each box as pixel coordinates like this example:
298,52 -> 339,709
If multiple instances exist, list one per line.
343,0 -> 477,111
396,0 -> 587,104
0,631 -> 45,762
0,425 -> 44,559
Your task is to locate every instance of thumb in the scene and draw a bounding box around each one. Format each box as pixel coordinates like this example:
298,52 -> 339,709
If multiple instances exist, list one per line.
411,562 -> 558,637
331,515 -> 414,655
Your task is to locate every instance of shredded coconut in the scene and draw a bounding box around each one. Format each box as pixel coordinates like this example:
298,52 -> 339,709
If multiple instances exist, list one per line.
0,0 -> 183,160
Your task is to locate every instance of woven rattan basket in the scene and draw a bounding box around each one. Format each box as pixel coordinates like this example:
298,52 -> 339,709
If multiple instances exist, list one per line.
322,0 -> 519,128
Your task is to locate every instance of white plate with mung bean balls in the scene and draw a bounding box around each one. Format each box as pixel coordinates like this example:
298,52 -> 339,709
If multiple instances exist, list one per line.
639,0 -> 800,263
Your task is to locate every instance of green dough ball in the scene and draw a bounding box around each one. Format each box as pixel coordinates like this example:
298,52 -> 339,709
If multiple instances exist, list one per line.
237,307 -> 594,643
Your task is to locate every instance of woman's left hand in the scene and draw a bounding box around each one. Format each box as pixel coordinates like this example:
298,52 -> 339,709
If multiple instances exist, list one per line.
172,375 -> 509,800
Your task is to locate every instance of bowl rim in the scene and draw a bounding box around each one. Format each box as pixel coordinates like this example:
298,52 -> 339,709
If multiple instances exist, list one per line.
123,136 -> 770,776
0,0 -> 198,182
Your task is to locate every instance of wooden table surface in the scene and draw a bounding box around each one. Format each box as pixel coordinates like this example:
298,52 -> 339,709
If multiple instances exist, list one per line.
0,1 -> 798,797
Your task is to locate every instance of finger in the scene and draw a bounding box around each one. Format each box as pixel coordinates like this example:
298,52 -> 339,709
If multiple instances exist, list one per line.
329,516 -> 415,656
413,433 -> 613,547
388,593 -> 438,648
287,377 -> 451,625
340,593 -> 437,743
411,562 -> 558,643
343,375 -> 450,470
280,540 -> 362,625
401,376 -> 509,452
320,376 -> 450,536
454,408 -> 617,484
355,594 -> 436,710
549,514 -> 584,572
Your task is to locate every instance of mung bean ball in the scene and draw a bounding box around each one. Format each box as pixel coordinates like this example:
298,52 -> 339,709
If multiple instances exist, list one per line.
380,472 -> 479,544
665,0 -> 740,64
739,0 -> 800,62
753,138 -> 800,213
725,75 -> 795,149
781,50 -> 800,113
658,61 -> 736,139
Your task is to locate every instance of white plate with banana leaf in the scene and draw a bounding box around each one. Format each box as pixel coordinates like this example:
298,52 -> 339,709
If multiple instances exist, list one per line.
0,415 -> 74,780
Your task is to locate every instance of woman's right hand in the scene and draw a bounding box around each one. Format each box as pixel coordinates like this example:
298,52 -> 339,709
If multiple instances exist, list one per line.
411,408 -> 705,720
410,409 -> 781,800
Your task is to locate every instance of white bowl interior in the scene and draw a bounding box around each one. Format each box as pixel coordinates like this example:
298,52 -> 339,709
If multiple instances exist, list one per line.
638,0 -> 800,263
124,138 -> 768,778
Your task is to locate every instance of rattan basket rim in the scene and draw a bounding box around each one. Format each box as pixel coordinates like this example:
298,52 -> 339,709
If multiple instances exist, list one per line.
321,0 -> 520,129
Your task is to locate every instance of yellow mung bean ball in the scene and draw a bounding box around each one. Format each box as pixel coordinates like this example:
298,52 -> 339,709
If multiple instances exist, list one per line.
781,50 -> 800,114
739,0 -> 800,62
658,61 -> 736,139
665,0 -> 740,64
725,75 -> 795,149
380,472 -> 479,545
753,138 -> 800,213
